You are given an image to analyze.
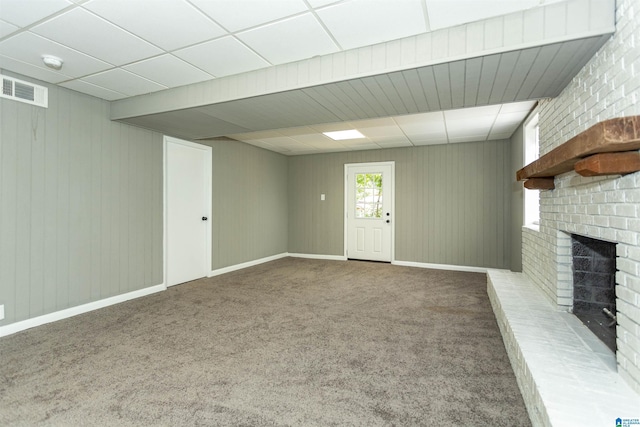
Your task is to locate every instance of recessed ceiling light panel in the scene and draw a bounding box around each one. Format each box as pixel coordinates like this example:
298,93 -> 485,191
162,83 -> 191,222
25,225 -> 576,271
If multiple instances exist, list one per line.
322,129 -> 365,140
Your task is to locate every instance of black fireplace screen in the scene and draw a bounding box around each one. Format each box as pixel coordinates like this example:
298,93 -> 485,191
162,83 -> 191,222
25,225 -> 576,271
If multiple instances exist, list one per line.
572,234 -> 617,352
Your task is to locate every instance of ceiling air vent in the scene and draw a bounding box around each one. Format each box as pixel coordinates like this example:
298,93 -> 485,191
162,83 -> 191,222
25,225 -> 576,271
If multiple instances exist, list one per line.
0,75 -> 48,108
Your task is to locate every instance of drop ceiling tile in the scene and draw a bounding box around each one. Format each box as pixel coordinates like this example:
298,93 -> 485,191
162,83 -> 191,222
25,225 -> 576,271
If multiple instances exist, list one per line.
0,0 -> 72,27
408,133 -> 449,144
293,137 -> 351,153
277,126 -> 317,137
59,79 -> 127,100
82,68 -> 166,96
449,135 -> 488,144
394,111 -> 446,137
375,139 -> 413,148
308,0 -> 342,7
0,32 -> 112,78
31,8 -> 162,66
230,130 -> 282,141
339,138 -> 374,146
288,133 -> 331,145
411,137 -> 448,146
174,36 -> 269,77
0,54 -> 72,84
259,136 -> 299,146
237,13 -> 339,65
489,122 -> 520,134
0,19 -> 19,38
446,117 -> 493,138
316,0 -> 427,50
85,0 -> 225,51
499,100 -> 536,113
346,143 -> 380,151
124,54 -> 213,87
190,0 -> 307,32
444,104 -> 501,120
309,121 -> 356,133
353,117 -> 406,140
494,111 -> 529,125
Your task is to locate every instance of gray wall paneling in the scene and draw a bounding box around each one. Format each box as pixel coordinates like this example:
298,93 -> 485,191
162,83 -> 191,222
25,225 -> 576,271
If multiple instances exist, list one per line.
203,139 -> 288,271
288,141 -> 512,269
1,74 -> 518,328
0,76 -> 163,326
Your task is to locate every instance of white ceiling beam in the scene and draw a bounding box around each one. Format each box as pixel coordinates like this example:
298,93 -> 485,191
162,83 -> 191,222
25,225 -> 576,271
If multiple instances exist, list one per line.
110,0 -> 615,121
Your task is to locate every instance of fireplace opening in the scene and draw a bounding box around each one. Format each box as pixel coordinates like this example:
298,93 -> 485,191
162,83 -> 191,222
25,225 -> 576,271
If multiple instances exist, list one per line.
571,234 -> 617,352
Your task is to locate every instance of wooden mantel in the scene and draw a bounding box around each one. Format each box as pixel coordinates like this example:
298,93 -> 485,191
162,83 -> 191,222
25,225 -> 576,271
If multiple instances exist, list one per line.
517,116 -> 640,189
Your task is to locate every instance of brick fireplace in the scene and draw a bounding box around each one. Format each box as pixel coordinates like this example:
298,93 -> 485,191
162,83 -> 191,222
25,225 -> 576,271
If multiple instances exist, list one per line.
488,1 -> 640,422
523,164 -> 640,394
519,0 -> 640,396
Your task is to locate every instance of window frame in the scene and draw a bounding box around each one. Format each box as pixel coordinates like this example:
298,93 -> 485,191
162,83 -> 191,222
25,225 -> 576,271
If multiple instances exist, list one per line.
523,113 -> 540,229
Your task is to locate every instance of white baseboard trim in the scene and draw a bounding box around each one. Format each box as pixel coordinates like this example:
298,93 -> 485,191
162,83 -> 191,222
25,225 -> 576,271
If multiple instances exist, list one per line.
0,283 -> 166,338
392,260 -> 488,273
288,253 -> 347,261
208,253 -> 289,277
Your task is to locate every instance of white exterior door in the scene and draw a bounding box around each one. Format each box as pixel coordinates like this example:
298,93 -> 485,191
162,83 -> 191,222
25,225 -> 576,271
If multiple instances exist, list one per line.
165,137 -> 211,287
345,162 -> 394,262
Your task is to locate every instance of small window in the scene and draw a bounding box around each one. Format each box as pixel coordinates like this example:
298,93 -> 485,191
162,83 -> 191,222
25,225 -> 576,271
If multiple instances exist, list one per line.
524,114 -> 540,227
355,173 -> 382,218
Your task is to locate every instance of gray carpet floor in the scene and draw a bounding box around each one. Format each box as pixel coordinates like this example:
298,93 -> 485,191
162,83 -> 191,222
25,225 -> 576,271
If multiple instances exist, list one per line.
0,258 -> 531,426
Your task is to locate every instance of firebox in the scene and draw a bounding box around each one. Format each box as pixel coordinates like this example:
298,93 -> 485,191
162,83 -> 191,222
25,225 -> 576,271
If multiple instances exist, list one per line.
571,234 -> 617,352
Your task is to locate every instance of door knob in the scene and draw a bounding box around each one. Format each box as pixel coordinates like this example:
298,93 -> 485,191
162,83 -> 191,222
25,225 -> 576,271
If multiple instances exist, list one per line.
202,217 -> 208,221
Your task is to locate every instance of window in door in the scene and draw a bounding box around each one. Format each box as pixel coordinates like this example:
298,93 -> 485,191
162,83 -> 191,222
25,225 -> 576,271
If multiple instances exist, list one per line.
355,173 -> 382,218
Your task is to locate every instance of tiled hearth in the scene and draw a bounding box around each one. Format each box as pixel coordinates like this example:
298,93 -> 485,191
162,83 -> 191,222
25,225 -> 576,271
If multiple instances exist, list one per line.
488,270 -> 640,427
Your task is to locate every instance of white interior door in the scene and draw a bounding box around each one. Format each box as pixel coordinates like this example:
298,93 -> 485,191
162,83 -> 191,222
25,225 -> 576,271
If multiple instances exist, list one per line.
345,162 -> 394,262
165,136 -> 211,287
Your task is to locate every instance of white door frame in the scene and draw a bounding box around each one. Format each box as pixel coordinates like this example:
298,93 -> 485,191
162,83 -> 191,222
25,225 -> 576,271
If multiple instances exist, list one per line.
163,136 -> 212,286
344,161 -> 395,262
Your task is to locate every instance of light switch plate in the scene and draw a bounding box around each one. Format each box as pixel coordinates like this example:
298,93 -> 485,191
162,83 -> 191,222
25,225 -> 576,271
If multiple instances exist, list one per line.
0,304 -> 4,321
321,193 -> 325,201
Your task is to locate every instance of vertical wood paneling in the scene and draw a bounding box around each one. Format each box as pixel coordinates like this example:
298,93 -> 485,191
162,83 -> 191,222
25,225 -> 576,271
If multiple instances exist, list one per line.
503,48 -> 540,102
374,74 -> 409,115
15,101 -> 32,319
288,141 -> 512,269
476,55 -> 500,105
432,64 -> 452,110
90,97 -> 102,301
489,51 -> 520,104
55,88 -> 70,311
517,44 -> 561,100
0,75 -> 163,326
29,104 -> 45,317
464,57 -> 483,107
43,86 -> 59,313
208,140 -> 288,270
449,61 -> 466,108
0,96 -> 18,323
